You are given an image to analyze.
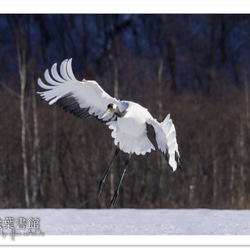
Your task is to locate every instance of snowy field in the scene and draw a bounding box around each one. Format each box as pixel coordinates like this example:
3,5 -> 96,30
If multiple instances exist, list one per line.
0,208 -> 250,235
1,208 -> 250,246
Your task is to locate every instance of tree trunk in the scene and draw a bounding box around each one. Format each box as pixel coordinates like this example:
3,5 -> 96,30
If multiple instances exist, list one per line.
156,59 -> 164,206
239,115 -> 246,208
229,149 -> 235,208
17,43 -> 30,208
110,52 -> 119,201
31,78 -> 41,207
51,105 -> 57,189
244,68 -> 250,139
212,148 -> 218,208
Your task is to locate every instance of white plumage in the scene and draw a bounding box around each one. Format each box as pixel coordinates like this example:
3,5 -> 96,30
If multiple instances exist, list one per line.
108,101 -> 155,155
37,58 -> 181,206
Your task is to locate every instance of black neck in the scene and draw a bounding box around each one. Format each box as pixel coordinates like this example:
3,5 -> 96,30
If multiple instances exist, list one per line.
115,109 -> 127,118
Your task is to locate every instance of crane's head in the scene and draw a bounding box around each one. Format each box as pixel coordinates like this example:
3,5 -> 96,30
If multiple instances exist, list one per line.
107,103 -> 118,111
102,103 -> 128,118
102,103 -> 119,118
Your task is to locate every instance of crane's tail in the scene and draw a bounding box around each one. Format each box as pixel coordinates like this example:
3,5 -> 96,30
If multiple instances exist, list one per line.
160,114 -> 180,171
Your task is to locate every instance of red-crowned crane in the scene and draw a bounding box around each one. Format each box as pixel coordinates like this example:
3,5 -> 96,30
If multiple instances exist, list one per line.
37,59 -> 181,207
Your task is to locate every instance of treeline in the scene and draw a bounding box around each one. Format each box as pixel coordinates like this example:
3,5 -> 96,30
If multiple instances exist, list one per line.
0,14 -> 249,209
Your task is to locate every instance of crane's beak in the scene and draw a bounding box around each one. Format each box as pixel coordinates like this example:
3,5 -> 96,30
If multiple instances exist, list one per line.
101,109 -> 112,119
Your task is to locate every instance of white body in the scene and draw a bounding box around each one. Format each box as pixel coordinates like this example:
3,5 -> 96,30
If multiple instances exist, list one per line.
108,101 -> 155,155
37,59 -> 180,171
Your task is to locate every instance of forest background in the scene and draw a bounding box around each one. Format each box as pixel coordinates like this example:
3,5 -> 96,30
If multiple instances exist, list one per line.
0,14 -> 249,209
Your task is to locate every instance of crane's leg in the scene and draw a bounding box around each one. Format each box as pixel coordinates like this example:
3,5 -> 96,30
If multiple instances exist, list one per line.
98,147 -> 120,197
109,154 -> 131,208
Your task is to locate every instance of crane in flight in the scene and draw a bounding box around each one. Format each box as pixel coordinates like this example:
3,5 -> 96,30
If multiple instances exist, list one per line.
37,59 -> 181,207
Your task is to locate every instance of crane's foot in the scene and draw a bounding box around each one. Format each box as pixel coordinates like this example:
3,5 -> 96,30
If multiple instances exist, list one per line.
109,189 -> 119,208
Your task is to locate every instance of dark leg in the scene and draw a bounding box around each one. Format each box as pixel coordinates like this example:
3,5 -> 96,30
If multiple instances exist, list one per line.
109,154 -> 131,208
98,147 -> 120,197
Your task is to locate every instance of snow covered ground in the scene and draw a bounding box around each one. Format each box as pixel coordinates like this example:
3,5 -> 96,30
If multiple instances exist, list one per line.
1,208 -> 250,246
0,208 -> 250,235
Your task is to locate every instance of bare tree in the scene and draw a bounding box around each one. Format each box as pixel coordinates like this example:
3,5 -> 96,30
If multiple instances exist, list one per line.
31,76 -> 41,207
16,38 -> 30,208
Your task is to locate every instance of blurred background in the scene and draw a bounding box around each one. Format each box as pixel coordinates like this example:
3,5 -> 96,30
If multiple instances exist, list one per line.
0,14 -> 249,209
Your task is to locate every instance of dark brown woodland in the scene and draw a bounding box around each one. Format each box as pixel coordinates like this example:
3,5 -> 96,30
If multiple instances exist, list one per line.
0,14 -> 249,208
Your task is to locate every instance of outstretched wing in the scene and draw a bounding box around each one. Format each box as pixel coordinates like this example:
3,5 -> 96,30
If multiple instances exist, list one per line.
37,59 -> 119,122
147,114 -> 180,171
